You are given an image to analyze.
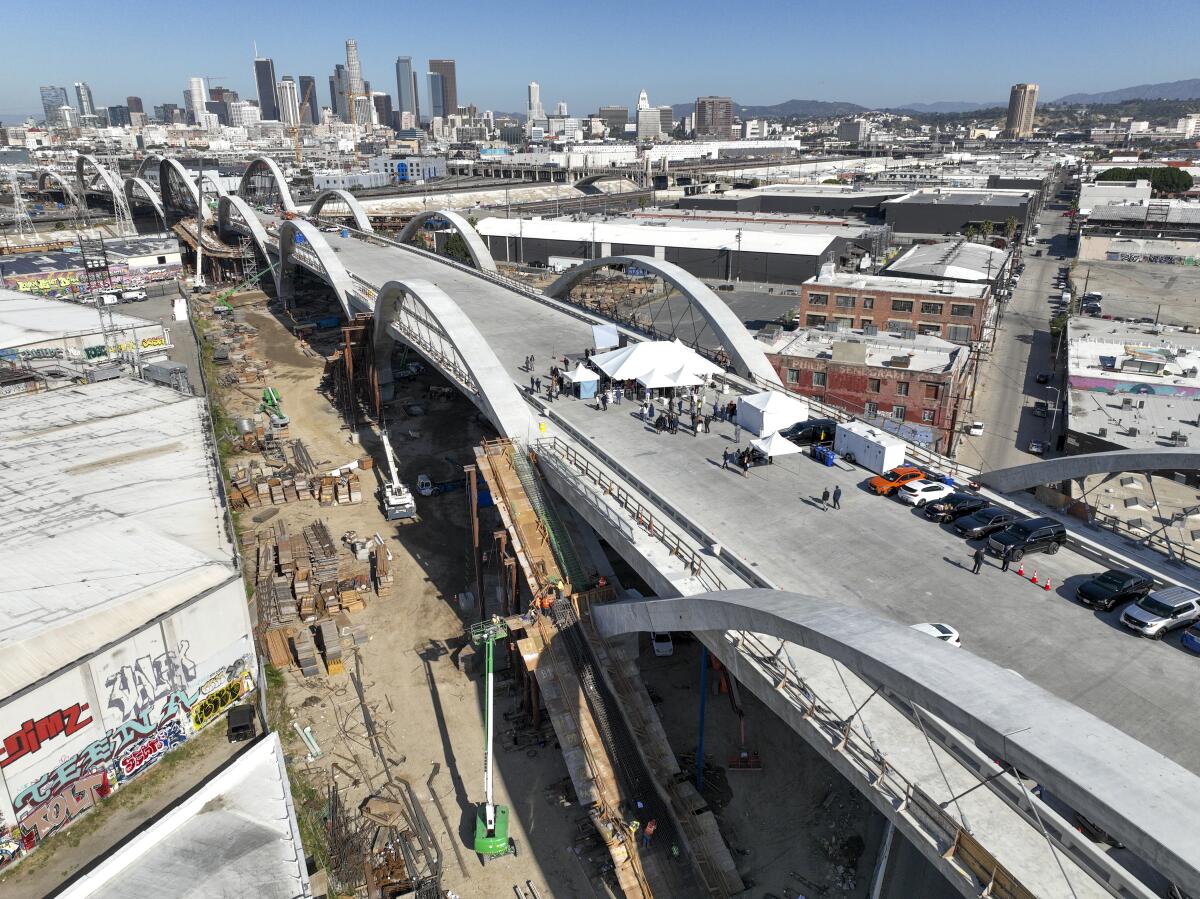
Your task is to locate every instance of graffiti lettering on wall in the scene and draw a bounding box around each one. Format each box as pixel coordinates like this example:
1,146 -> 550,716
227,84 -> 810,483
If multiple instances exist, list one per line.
116,719 -> 186,781
1107,251 -> 1200,266
83,335 -> 169,360
0,703 -> 93,769
17,772 -> 111,845
0,835 -> 19,870
15,347 -> 64,361
191,677 -> 247,730
103,640 -> 197,719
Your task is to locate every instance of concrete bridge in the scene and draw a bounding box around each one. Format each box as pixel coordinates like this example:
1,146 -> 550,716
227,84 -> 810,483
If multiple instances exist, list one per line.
155,157 -> 1200,897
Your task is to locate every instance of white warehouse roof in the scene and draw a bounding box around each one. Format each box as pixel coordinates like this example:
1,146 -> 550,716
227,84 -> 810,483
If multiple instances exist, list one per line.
0,289 -> 160,350
476,217 -> 839,256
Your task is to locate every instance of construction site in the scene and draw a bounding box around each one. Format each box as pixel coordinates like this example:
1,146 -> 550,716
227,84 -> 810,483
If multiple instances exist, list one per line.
185,259 -> 887,899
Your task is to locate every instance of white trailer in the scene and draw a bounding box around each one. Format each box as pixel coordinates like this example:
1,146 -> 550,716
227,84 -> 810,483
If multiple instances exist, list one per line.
834,421 -> 906,474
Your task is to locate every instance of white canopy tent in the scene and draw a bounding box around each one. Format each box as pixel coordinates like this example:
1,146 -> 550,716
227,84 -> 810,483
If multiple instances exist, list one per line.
590,339 -> 720,389
565,364 -> 600,383
750,430 -> 802,458
736,390 -> 810,437
591,323 -> 619,350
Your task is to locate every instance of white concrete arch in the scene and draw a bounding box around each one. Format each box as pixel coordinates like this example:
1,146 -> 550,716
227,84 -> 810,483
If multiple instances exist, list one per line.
123,176 -> 165,228
217,194 -> 277,285
982,448 -> 1200,493
36,169 -> 81,208
372,279 -> 531,438
308,189 -> 375,233
594,588 -> 1200,894
545,255 -> 782,385
238,156 -> 297,213
158,157 -> 212,223
74,154 -> 124,199
277,218 -> 354,319
136,154 -> 164,182
395,209 -> 498,274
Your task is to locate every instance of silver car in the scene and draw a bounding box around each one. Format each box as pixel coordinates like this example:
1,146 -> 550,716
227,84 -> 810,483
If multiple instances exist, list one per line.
1121,586 -> 1200,639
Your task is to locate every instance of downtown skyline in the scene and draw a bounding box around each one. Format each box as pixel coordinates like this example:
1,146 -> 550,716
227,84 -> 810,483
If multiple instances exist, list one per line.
3,0 -> 1194,120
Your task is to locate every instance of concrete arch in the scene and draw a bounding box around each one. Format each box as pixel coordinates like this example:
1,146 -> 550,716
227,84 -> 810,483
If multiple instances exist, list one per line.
217,194 -> 277,285
238,156 -> 297,213
545,255 -> 783,385
123,176 -> 165,228
36,169 -> 81,208
308,189 -> 374,233
594,589 -> 1200,893
372,279 -> 531,438
573,171 -> 641,190
277,218 -> 354,319
158,157 -> 212,223
135,154 -> 164,182
396,210 -> 498,274
981,448 -> 1200,493
74,155 -> 125,200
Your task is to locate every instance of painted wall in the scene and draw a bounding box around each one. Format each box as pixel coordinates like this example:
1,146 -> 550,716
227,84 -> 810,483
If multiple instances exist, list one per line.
0,578 -> 254,864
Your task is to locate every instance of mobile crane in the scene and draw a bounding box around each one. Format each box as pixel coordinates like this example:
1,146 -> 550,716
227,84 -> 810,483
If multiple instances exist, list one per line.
379,425 -> 416,520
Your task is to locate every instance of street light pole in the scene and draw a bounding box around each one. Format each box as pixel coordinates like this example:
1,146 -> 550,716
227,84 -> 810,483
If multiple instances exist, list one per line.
1048,385 -> 1062,435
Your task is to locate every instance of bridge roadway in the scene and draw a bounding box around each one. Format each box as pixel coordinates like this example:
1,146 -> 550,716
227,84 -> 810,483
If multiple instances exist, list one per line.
324,229 -> 1200,776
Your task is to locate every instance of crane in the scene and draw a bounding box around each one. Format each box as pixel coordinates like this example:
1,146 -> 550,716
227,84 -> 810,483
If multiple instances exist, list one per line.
470,616 -> 516,864
378,425 -> 416,520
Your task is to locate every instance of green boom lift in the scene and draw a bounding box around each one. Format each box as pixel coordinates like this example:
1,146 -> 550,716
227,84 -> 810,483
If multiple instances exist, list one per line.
470,616 -> 517,863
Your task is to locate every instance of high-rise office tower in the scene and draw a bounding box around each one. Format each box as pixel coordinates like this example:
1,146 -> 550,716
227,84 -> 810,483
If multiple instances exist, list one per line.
126,95 -> 144,114
554,100 -> 568,116
278,77 -> 301,126
297,75 -> 317,124
694,96 -> 734,140
1004,83 -> 1039,139
40,86 -> 70,125
598,105 -> 629,135
346,38 -> 365,95
187,77 -> 207,123
527,81 -> 544,121
657,106 -> 673,136
330,64 -> 349,121
371,92 -> 393,128
74,82 -> 95,117
637,89 -> 649,110
427,71 -> 445,120
254,57 -> 279,121
106,105 -> 131,127
396,57 -> 420,123
428,59 -> 457,114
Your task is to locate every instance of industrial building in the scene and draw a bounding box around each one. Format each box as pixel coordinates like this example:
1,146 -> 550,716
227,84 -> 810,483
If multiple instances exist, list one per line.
0,378 -> 254,861
1077,200 -> 1200,264
883,240 -> 1011,287
880,188 -> 1036,237
475,216 -> 858,284
1077,179 -> 1153,214
0,290 -> 172,369
0,236 -> 182,298
762,325 -> 970,449
679,183 -> 908,218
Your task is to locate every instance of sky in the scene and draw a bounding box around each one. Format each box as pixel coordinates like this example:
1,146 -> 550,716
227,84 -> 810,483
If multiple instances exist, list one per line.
4,0 -> 1195,119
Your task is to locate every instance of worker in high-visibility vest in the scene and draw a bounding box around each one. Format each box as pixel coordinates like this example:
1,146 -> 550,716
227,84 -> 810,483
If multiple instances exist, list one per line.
642,818 -> 658,849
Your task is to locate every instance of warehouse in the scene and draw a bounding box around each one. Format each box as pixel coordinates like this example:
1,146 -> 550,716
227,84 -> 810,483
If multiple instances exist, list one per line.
881,188 -> 1036,237
476,216 -> 855,284
0,379 -> 253,864
0,289 -> 171,369
0,235 -> 182,298
679,183 -> 907,218
884,240 -> 1011,288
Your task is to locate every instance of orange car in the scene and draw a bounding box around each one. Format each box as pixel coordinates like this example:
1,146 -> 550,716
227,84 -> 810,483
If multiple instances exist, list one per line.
868,466 -> 925,496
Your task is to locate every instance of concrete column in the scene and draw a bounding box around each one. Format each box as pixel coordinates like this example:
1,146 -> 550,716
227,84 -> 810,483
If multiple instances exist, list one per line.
601,243 -> 612,257
654,245 -> 665,260
869,819 -> 895,899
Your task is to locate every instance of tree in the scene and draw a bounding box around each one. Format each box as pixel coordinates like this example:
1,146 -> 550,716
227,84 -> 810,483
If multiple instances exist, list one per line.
981,220 -> 995,239
1095,165 -> 1193,195
964,224 -> 979,242
443,232 -> 471,264
1004,216 -> 1019,240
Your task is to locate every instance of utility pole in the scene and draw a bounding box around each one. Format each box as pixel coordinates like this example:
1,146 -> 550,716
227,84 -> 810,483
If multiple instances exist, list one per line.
193,169 -> 206,290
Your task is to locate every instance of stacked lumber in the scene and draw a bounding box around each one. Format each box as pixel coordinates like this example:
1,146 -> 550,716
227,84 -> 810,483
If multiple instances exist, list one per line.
263,626 -> 295,668
315,619 -> 344,676
333,611 -> 369,648
292,626 -> 320,678
274,522 -> 294,574
318,476 -> 336,506
372,549 -> 393,597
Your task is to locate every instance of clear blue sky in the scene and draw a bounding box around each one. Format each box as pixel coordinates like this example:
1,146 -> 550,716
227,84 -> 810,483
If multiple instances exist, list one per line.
4,0 -> 1193,118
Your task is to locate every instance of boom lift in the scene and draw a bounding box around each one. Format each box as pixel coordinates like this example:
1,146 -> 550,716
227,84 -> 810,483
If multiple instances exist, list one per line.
470,616 -> 517,864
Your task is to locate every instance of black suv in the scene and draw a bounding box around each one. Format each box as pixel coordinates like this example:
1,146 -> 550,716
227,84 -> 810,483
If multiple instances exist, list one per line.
923,492 -> 989,523
780,418 -> 837,446
987,517 -> 1067,561
1076,569 -> 1154,611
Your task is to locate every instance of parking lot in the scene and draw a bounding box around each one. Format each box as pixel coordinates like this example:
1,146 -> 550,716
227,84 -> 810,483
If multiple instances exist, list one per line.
1072,261 -> 1200,327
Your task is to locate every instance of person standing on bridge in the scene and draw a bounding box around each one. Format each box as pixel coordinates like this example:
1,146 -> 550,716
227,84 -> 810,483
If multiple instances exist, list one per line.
1001,545 -> 1012,572
972,545 -> 985,574
821,487 -> 830,511
536,377 -> 542,394
642,818 -> 658,849
832,485 -> 842,510
600,390 -> 608,411
712,398 -> 721,420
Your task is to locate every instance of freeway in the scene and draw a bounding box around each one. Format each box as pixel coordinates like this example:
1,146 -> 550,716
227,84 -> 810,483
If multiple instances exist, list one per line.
318,229 -> 1200,783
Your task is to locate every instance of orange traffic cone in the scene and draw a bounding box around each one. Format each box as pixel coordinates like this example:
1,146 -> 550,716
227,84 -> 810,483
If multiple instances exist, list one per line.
1031,570 -> 1038,584
1017,562 -> 1024,577
1044,578 -> 1052,592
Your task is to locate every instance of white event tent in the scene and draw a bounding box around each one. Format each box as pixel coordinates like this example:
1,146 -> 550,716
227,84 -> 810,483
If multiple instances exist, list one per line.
736,390 -> 810,437
750,431 -> 802,458
589,339 -> 721,390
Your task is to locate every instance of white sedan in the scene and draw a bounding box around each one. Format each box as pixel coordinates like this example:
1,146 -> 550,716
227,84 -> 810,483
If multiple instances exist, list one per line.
910,622 -> 962,647
898,479 -> 955,507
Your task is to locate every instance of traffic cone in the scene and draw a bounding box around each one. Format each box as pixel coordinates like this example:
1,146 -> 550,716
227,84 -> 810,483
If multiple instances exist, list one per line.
1017,562 -> 1024,577
1044,577 -> 1052,592
1031,570 -> 1038,584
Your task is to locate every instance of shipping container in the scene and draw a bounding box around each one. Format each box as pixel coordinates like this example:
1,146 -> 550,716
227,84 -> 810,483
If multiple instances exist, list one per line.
833,420 -> 906,474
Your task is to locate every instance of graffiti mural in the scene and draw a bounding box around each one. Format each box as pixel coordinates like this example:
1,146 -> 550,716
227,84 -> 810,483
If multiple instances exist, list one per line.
103,641 -> 197,720
190,674 -> 250,730
116,720 -> 186,782
0,703 -> 93,770
17,772 -> 111,845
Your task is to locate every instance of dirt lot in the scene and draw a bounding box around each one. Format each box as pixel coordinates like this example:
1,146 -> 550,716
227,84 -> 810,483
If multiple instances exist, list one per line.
221,303 -> 601,898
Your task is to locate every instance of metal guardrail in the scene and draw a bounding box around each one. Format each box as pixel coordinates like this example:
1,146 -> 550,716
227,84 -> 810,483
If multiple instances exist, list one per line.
533,435 -> 727,593
1091,506 -> 1200,573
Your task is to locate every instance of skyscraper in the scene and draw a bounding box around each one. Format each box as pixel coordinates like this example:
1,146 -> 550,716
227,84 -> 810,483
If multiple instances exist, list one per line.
657,106 -> 673,136
371,92 -> 393,128
126,96 -> 144,114
428,59 -> 457,114
297,75 -> 317,125
427,72 -> 445,120
107,105 -> 131,127
694,96 -> 733,140
1004,83 -> 1039,139
39,86 -> 70,125
554,100 -> 568,116
278,77 -> 301,126
74,82 -> 95,117
396,57 -> 420,123
598,105 -> 629,136
346,38 -> 365,96
330,64 -> 348,121
254,57 -> 279,121
187,77 -> 207,124
637,89 -> 649,110
527,82 -> 544,121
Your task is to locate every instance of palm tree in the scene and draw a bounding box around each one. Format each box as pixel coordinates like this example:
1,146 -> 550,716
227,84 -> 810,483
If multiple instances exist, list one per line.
981,220 -> 995,240
1004,216 -> 1019,240
964,224 -> 979,242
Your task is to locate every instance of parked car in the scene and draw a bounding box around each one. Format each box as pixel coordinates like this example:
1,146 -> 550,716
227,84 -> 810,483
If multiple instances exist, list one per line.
923,492 -> 990,523
867,466 -> 925,496
909,623 -> 962,647
899,479 -> 955,507
1035,372 -> 1052,385
779,418 -> 837,447
650,632 -> 674,657
1028,440 -> 1047,455
1121,586 -> 1200,639
988,517 -> 1067,560
1031,400 -> 1049,418
955,507 -> 1020,538
1076,569 -> 1154,611
1182,624 -> 1200,654
966,421 -> 985,436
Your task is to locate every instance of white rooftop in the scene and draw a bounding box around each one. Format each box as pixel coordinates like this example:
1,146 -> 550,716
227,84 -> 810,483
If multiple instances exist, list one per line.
767,326 -> 965,374
59,733 -> 311,899
0,289 -> 159,350
885,240 -> 1010,282
476,216 -> 839,256
805,270 -> 989,300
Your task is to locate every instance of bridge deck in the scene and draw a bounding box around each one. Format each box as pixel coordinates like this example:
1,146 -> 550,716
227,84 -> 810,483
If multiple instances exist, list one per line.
326,231 -> 1200,783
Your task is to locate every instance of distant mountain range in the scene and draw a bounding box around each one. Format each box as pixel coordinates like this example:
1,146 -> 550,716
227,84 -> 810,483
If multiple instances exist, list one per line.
891,101 -> 1004,114
1054,78 -> 1200,104
669,99 -> 867,120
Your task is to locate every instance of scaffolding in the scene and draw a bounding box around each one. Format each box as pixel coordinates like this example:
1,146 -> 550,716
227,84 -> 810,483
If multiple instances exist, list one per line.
4,168 -> 35,237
